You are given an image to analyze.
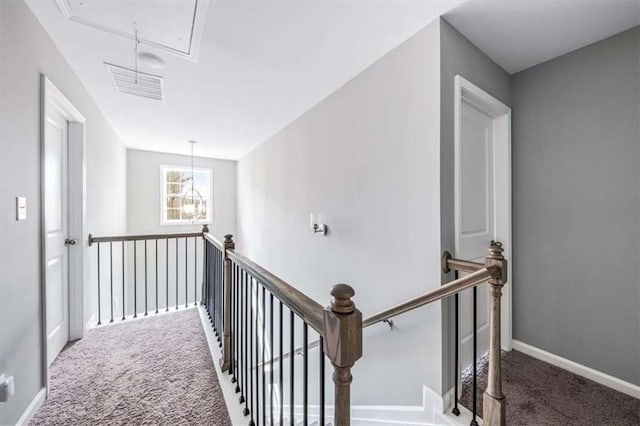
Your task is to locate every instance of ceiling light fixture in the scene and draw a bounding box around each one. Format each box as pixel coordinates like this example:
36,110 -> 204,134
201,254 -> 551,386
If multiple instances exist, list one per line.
137,51 -> 165,69
181,140 -> 205,222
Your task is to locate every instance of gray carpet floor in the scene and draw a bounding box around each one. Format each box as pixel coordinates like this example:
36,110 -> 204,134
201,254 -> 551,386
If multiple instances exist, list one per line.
460,350 -> 640,425
30,308 -> 231,426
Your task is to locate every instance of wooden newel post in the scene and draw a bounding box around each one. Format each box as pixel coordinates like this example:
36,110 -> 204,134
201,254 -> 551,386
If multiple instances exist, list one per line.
200,224 -> 209,305
483,241 -> 508,426
220,234 -> 235,371
323,284 -> 362,426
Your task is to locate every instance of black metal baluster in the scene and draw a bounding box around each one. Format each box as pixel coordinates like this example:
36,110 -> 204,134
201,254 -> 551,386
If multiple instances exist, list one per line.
240,268 -> 247,405
204,242 -> 209,314
290,310 -> 294,426
453,270 -> 460,416
121,241 -> 125,321
254,278 -> 259,426
144,240 -> 148,316
185,238 -> 188,308
319,335 -> 325,426
155,239 -> 159,314
235,266 -> 241,393
216,249 -> 219,332
97,243 -> 101,325
262,285 -> 266,426
133,241 -> 137,318
230,263 -> 236,382
279,301 -> 284,426
109,241 -> 114,323
215,249 -> 218,332
235,265 -> 242,394
471,286 -> 478,426
194,237 -> 197,306
175,238 -> 179,310
166,239 -> 169,312
270,292 -> 274,426
220,249 -> 223,345
244,270 -> 250,417
303,322 -> 308,425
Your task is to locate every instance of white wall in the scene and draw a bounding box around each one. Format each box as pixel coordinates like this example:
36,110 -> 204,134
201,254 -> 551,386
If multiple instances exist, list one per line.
99,150 -> 237,318
237,19 -> 443,405
0,1 -> 127,423
126,149 -> 236,238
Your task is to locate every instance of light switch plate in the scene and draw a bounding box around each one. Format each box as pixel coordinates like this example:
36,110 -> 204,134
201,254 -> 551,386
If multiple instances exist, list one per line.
16,197 -> 27,221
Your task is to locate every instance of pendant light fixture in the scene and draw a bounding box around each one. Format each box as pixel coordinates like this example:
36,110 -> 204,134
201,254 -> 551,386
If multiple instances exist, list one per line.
181,140 -> 205,222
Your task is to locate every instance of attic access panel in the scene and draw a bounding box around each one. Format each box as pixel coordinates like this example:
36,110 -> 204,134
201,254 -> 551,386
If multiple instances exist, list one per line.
55,0 -> 208,60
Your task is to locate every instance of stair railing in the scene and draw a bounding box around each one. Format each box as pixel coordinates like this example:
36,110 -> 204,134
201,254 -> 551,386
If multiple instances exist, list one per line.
363,241 -> 508,426
203,225 -> 506,426
88,231 -> 204,324
203,227 -> 362,426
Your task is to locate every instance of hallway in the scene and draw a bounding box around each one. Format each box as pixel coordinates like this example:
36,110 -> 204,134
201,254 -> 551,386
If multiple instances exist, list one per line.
460,350 -> 640,425
30,309 -> 231,425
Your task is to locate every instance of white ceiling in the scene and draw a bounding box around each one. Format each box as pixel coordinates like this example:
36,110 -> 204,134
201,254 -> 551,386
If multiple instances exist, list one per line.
27,1 -> 640,160
27,0 -> 462,160
445,0 -> 640,74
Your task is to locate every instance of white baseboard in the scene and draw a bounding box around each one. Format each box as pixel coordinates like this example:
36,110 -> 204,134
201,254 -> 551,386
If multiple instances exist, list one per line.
15,387 -> 46,426
512,340 -> 640,399
197,306 -> 247,426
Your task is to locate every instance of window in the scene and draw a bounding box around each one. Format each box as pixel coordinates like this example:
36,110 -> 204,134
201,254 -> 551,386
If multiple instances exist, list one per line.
160,165 -> 212,225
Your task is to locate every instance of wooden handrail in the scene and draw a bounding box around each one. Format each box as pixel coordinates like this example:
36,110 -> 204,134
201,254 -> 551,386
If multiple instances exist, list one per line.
225,246 -> 325,334
203,232 -> 224,251
203,230 -> 362,425
363,265 -> 500,328
88,231 -> 203,246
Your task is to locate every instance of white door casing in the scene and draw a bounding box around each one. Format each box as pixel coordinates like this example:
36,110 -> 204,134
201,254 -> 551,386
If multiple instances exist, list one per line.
454,75 -> 512,375
44,102 -> 70,365
41,76 -> 87,386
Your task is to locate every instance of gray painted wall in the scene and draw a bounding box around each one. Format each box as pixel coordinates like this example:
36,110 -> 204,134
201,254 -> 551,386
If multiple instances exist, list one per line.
438,18 -> 511,393
238,20 -> 443,403
126,149 -> 237,238
512,27 -> 640,385
0,1 -> 127,423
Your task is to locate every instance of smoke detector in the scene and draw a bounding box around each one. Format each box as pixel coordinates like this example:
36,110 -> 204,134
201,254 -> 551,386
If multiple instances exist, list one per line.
105,62 -> 163,101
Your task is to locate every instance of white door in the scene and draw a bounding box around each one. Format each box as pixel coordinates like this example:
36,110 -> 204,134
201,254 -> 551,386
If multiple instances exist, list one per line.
45,101 -> 70,365
457,101 -> 494,371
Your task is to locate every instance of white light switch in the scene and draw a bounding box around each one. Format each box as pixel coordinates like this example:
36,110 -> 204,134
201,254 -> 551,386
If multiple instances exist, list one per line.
16,197 -> 27,221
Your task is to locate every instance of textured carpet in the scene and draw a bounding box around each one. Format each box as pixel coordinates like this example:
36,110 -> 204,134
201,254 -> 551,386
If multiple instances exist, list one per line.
460,350 -> 640,425
30,308 -> 231,426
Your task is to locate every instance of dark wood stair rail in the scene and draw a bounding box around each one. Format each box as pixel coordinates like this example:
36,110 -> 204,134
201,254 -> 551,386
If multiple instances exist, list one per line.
364,241 -> 508,426
203,228 -> 363,426
202,225 -> 507,426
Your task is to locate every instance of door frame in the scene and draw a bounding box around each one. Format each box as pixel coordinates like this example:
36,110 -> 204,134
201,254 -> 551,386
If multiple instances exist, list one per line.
454,74 -> 512,351
40,75 -> 87,390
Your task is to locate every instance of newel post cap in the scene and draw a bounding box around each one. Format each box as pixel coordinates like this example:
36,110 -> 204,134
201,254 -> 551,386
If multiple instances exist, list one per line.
201,224 -> 209,235
330,284 -> 355,314
323,284 -> 362,368
223,234 -> 235,248
487,240 -> 504,259
486,240 -> 507,285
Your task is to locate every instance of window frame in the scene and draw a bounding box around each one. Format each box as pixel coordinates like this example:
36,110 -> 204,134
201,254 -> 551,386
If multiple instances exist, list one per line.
160,164 -> 213,226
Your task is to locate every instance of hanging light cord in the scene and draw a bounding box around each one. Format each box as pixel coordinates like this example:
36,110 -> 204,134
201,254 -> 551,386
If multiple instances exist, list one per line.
133,22 -> 139,84
191,141 -> 195,221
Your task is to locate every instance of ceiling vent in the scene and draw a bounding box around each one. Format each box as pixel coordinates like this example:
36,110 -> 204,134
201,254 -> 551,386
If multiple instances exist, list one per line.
105,62 -> 163,101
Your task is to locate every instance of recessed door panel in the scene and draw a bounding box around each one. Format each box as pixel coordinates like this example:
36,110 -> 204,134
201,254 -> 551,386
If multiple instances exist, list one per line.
45,102 -> 69,366
457,101 -> 495,372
